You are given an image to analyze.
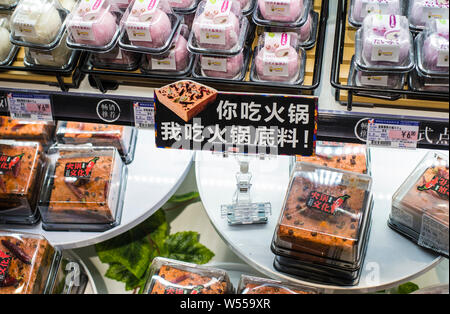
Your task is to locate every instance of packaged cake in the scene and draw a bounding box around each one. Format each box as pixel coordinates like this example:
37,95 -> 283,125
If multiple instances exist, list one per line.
390,152 -> 449,256
349,0 -> 403,28
296,141 -> 370,175
24,34 -> 74,69
55,121 -> 138,164
251,32 -> 306,84
0,117 -> 55,145
0,231 -> 61,294
119,0 -> 181,53
92,44 -> 141,71
0,21 -> 15,66
354,14 -> 414,72
189,0 -> 249,55
10,0 -> 68,49
253,0 -> 311,27
66,0 -> 121,51
409,67 -> 449,91
408,0 -> 449,31
273,162 -> 373,265
38,145 -> 127,232
193,48 -> 248,80
238,275 -> 318,294
0,140 -> 44,225
353,63 -> 406,89
144,257 -> 233,294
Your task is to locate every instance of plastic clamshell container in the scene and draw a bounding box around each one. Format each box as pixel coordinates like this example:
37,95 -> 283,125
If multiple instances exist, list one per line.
0,140 -> 44,225
109,0 -> 134,10
408,0 -> 449,31
119,0 -> 182,54
0,0 -> 19,10
51,252 -> 88,294
238,275 -> 319,294
295,141 -> 371,175
10,0 -> 69,50
390,152 -> 449,257
250,31 -> 306,85
168,0 -> 199,14
192,46 -> 250,81
0,17 -> 18,66
415,19 -> 449,77
91,44 -> 141,71
140,24 -> 192,74
408,66 -> 449,91
348,0 -> 404,28
354,14 -> 414,72
0,118 -> 55,145
55,121 -> 138,164
273,162 -> 373,265
252,0 -> 311,27
66,0 -> 122,52
188,0 -> 250,56
144,257 -> 233,294
0,231 -> 62,294
38,145 -> 127,232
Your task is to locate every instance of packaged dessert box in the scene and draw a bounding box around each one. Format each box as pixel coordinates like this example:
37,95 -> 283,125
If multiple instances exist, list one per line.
119,0 -> 182,54
0,231 -> 61,294
144,257 -> 233,294
168,0 -> 199,14
295,141 -> 371,175
253,0 -> 311,27
238,275 -> 319,294
66,0 -> 122,52
0,140 -> 45,225
0,117 -> 55,145
408,0 -> 449,31
55,121 -> 137,164
354,14 -> 414,72
250,31 -> 306,85
188,0 -> 250,55
38,145 -> 127,232
348,0 -> 403,28
92,44 -> 141,71
24,34 -> 75,69
408,67 -> 449,92
0,16 -> 16,66
390,152 -> 449,257
10,0 -> 69,50
273,162 -> 373,266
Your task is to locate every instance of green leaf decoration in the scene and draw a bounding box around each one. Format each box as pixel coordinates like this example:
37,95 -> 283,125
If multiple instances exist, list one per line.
168,192 -> 200,203
397,282 -> 420,294
165,231 -> 215,265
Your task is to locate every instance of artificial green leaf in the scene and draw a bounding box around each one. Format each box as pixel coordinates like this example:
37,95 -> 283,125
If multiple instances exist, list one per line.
165,231 -> 214,264
397,282 -> 419,294
104,263 -> 141,291
168,192 -> 200,203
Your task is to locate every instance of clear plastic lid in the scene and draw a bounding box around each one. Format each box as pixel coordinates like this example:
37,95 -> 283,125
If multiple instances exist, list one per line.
144,257 -> 233,294
168,0 -> 199,13
195,49 -> 246,80
253,0 -> 311,28
0,117 -> 55,144
58,0 -> 77,11
238,275 -> 318,294
66,0 -> 122,52
0,0 -> 19,10
108,0 -> 134,10
92,44 -> 141,70
251,31 -> 306,84
189,0 -> 249,55
24,34 -> 74,69
274,162 -> 372,264
0,24 -> 14,65
38,145 -> 126,229
10,0 -> 69,50
353,61 -> 406,89
349,0 -> 403,28
0,140 -> 44,224
408,0 -> 449,31
354,14 -> 414,72
0,231 -> 60,294
296,142 -> 370,175
119,0 -> 182,54
415,19 -> 449,76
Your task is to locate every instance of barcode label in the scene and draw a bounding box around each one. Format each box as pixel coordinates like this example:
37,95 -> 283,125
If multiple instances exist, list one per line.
133,101 -> 154,129
7,93 -> 53,121
367,119 -> 419,149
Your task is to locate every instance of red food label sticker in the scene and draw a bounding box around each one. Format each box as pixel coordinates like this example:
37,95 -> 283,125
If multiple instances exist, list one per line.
306,191 -> 350,215
64,157 -> 99,178
0,250 -> 12,283
163,285 -> 204,294
417,175 -> 449,199
0,153 -> 24,175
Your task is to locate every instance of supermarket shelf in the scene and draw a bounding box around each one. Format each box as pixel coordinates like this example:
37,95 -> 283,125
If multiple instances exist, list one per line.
0,129 -> 194,249
195,148 -> 446,293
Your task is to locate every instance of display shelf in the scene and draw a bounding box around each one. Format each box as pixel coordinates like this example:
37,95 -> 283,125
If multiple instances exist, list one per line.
195,148 -> 446,293
330,0 -> 449,111
0,129 -> 194,249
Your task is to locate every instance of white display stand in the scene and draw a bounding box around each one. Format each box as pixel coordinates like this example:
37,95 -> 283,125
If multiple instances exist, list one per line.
195,148 -> 446,293
1,129 -> 194,249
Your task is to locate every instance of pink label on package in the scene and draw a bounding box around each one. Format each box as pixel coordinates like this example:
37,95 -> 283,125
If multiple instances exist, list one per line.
361,0 -> 395,18
201,56 -> 227,72
264,0 -> 291,17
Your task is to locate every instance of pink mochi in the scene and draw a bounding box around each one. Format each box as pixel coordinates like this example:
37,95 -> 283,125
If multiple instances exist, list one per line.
183,12 -> 195,28
68,7 -> 118,46
193,9 -> 241,50
423,33 -> 449,72
258,0 -> 303,22
298,13 -> 312,42
255,46 -> 300,82
147,34 -> 189,70
201,51 -> 244,78
169,0 -> 196,9
409,0 -> 449,29
127,9 -> 172,48
237,0 -> 251,11
93,45 -> 138,65
352,0 -> 401,24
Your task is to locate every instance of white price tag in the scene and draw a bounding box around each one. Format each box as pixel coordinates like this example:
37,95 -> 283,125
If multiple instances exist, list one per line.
133,101 -> 154,128
7,93 -> 53,121
367,119 -> 419,149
